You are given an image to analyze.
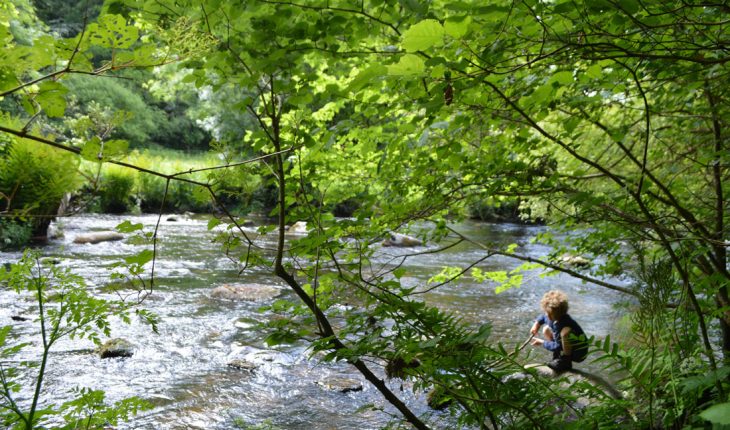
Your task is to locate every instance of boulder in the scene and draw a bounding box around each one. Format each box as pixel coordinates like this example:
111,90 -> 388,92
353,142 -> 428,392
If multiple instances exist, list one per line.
211,284 -> 282,302
73,231 -> 124,244
316,376 -> 363,393
382,232 -> 423,247
559,254 -> 591,268
98,338 -> 135,359
286,221 -> 309,234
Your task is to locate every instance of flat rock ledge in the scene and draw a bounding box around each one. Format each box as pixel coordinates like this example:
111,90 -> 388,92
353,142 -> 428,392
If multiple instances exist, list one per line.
316,376 -> 363,393
428,364 -> 621,411
524,364 -> 622,399
211,284 -> 282,302
98,338 -> 135,359
73,231 -> 124,244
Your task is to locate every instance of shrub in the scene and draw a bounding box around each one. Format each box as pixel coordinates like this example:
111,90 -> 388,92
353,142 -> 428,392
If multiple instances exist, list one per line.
137,174 -> 212,213
0,219 -> 32,250
468,198 -> 527,223
98,171 -> 136,214
0,138 -> 81,237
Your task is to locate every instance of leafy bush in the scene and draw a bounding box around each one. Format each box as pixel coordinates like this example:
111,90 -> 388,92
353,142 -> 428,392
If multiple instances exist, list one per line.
0,137 -> 81,236
150,104 -> 212,151
98,171 -> 136,213
468,198 -> 527,223
0,219 -> 32,250
137,174 -> 211,213
207,165 -> 264,215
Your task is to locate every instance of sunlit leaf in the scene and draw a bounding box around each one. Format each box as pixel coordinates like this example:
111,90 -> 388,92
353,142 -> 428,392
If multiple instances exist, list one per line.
387,54 -> 425,76
402,19 -> 444,52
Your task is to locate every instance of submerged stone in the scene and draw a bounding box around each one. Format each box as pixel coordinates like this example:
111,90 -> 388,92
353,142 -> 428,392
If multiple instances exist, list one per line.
227,359 -> 257,372
73,231 -> 124,244
210,284 -> 282,302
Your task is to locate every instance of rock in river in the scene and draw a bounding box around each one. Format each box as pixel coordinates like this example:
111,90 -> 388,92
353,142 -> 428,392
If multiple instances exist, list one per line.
73,231 -> 124,244
381,232 -> 423,247
559,254 -> 591,268
210,284 -> 282,302
98,338 -> 135,359
227,359 -> 257,372
316,376 -> 363,393
286,221 -> 309,234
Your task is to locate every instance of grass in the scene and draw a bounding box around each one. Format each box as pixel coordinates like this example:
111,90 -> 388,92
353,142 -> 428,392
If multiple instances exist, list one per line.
79,148 -> 243,213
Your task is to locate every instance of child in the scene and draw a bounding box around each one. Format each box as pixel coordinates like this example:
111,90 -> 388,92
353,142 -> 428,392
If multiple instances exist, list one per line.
529,290 -> 588,372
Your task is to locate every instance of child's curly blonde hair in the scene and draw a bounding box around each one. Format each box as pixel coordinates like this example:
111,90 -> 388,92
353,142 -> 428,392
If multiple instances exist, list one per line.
540,290 -> 569,319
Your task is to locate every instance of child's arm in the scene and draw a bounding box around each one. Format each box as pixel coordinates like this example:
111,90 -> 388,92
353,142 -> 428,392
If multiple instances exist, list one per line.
560,327 -> 573,357
530,320 -> 541,336
530,314 -> 546,335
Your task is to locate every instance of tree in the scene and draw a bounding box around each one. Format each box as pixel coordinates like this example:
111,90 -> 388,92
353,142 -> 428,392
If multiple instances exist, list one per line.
1,0 -> 728,428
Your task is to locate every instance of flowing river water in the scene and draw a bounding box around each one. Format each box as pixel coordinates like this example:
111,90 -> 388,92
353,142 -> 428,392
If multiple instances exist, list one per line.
0,214 -> 629,429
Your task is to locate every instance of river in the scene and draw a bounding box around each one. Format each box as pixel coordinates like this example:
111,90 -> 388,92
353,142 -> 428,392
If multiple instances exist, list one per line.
0,214 -> 629,429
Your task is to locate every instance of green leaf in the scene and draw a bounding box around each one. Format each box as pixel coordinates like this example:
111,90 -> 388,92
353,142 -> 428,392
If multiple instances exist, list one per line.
402,19 -> 444,52
387,54 -> 425,76
444,16 -> 471,38
87,14 -> 139,49
563,117 -> 581,134
36,81 -> 68,117
207,218 -> 222,230
699,402 -> 730,425
124,249 -> 154,266
348,64 -> 387,92
116,221 -> 144,233
0,67 -> 18,92
80,136 -> 104,161
550,71 -> 574,85
585,64 -> 603,79
80,137 -> 129,162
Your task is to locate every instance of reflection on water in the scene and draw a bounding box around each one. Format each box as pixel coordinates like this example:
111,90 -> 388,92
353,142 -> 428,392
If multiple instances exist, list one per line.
0,214 -> 628,429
